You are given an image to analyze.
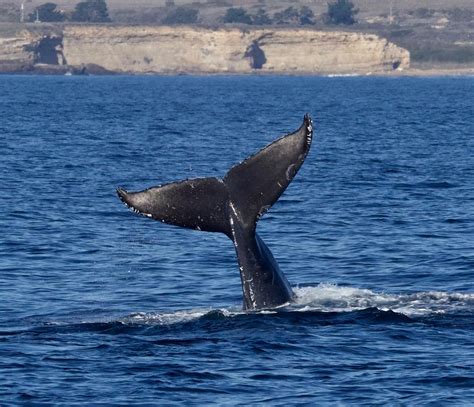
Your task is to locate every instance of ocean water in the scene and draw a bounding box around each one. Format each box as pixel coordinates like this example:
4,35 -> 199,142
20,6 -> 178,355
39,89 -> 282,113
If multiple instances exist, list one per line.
0,75 -> 473,405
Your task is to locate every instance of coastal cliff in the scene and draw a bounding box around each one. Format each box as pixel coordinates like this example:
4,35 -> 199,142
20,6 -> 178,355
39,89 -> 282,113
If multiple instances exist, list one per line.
0,28 -> 37,71
0,24 -> 409,74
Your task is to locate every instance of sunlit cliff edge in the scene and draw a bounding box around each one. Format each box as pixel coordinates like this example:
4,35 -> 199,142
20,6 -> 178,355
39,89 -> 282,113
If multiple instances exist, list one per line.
0,24 -> 410,75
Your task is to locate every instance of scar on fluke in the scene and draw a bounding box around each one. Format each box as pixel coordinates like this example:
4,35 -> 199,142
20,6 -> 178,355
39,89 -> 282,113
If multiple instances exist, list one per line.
117,114 -> 313,310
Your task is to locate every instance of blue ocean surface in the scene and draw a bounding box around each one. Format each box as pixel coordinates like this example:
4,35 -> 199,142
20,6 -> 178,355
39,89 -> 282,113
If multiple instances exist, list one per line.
1,75 -> 473,404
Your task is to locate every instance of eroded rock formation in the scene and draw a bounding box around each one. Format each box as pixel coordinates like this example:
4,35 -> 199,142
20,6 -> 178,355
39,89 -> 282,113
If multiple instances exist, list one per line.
0,24 -> 410,74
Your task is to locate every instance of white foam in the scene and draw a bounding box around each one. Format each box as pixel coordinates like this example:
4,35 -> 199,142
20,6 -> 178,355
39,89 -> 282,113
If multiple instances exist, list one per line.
112,284 -> 474,326
326,73 -> 360,78
120,309 -> 213,325
292,283 -> 474,316
118,307 -> 247,326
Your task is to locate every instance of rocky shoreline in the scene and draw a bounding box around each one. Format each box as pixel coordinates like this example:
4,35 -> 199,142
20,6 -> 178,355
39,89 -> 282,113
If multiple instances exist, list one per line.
0,61 -> 114,75
1,62 -> 472,77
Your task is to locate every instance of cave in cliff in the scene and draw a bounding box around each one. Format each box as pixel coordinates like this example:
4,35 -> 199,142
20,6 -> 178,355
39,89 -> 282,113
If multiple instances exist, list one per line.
34,36 -> 66,65
245,41 -> 266,70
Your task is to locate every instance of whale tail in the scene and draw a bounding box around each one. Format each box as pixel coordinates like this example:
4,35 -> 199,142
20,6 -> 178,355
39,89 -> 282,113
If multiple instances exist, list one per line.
117,114 -> 313,309
117,114 -> 313,236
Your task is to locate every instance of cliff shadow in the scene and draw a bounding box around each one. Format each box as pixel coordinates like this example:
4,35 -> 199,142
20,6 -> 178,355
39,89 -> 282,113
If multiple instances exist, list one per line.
245,40 -> 266,70
26,36 -> 67,65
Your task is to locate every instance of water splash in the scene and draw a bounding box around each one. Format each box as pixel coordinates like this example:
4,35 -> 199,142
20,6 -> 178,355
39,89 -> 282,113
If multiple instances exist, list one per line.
292,283 -> 474,316
109,284 -> 474,327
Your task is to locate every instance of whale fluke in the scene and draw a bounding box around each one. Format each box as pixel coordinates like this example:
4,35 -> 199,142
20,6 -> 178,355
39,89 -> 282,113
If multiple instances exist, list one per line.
224,115 -> 312,233
117,178 -> 231,235
117,114 -> 313,310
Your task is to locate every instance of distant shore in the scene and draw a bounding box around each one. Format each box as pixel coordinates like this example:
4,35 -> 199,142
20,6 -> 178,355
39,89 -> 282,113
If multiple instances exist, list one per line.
1,23 -> 473,77
1,64 -> 473,77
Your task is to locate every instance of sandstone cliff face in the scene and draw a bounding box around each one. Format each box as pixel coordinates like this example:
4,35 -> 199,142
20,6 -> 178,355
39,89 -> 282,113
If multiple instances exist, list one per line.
63,26 -> 409,74
0,29 -> 37,68
63,26 -> 253,73
0,24 -> 410,74
255,30 -> 409,73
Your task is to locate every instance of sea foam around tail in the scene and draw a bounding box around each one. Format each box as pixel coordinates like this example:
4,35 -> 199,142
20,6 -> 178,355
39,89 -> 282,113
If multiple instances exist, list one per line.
115,284 -> 474,326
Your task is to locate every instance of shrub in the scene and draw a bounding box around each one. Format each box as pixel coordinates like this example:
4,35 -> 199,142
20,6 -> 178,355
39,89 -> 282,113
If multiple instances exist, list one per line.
299,6 -> 315,25
71,0 -> 110,23
223,7 -> 252,24
273,6 -> 300,25
162,7 -> 199,25
327,0 -> 358,25
273,6 -> 315,25
252,8 -> 272,25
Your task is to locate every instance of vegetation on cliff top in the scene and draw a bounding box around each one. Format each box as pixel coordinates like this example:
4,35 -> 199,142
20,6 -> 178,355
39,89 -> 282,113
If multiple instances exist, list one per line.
25,0 -> 110,23
21,0 -> 358,27
223,5 -> 319,26
2,0 -> 473,66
